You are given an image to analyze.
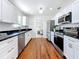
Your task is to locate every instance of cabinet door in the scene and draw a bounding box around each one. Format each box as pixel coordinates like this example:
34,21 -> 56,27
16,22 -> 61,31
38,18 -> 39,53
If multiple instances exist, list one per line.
74,45 -> 79,59
25,32 -> 30,45
4,48 -> 17,59
0,0 -> 1,20
25,31 -> 32,46
13,48 -> 18,59
51,32 -> 54,43
10,5 -> 18,24
64,36 -> 74,59
2,0 -> 10,23
2,0 -> 18,23
67,42 -> 74,59
64,40 -> 69,58
72,0 -> 79,23
47,32 -> 51,41
28,31 -> 32,40
25,33 -> 28,45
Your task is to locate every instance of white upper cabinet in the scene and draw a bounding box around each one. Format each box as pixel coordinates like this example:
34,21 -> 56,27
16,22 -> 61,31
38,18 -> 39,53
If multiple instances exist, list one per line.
10,5 -> 18,24
17,11 -> 27,26
2,0 -> 18,23
22,16 -> 27,26
0,0 -> 2,20
72,0 -> 79,23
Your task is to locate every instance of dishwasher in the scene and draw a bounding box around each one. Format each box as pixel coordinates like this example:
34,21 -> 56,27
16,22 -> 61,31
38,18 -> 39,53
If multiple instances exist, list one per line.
18,33 -> 25,54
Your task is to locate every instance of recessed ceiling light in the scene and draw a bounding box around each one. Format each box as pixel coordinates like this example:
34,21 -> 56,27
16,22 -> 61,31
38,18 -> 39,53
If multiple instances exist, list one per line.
50,8 -> 53,10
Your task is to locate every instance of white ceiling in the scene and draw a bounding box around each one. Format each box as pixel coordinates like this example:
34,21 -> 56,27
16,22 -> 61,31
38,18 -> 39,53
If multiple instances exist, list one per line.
11,0 -> 74,16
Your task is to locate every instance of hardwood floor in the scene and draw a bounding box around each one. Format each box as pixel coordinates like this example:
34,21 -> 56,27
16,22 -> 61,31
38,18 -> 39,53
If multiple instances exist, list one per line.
18,38 -> 64,59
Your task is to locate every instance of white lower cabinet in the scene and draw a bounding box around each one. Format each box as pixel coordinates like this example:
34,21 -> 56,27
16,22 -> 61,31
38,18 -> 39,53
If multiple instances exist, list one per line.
25,31 -> 32,46
0,36 -> 18,59
64,36 -> 74,59
51,31 -> 54,43
25,33 -> 28,45
47,32 -> 51,41
65,41 -> 74,59
64,35 -> 79,59
4,48 -> 17,59
74,44 -> 79,59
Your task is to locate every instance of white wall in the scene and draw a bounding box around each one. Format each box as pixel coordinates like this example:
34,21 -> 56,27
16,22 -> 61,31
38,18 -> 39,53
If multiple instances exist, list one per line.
0,12 -> 30,31
28,15 -> 52,37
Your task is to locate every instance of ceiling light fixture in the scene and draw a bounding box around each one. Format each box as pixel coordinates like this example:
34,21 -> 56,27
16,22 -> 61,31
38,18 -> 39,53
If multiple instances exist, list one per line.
50,8 -> 53,10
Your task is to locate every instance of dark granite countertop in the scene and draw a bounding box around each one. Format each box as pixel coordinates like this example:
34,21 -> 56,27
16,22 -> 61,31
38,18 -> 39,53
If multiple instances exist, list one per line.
0,28 -> 32,42
64,34 -> 79,39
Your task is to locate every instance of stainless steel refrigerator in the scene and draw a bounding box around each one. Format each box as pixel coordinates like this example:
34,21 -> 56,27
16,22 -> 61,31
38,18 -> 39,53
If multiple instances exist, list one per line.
47,20 -> 55,41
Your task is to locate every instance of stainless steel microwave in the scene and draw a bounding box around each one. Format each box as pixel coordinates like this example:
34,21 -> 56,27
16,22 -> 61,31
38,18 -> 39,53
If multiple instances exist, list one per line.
58,12 -> 72,24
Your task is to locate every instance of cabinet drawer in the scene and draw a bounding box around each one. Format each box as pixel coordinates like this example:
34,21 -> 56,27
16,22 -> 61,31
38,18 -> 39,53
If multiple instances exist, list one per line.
0,39 -> 17,53
13,48 -> 18,59
0,37 -> 17,46
0,42 -> 8,50
3,48 -> 18,59
64,35 -> 79,44
51,35 -> 54,43
0,45 -> 15,59
0,39 -> 13,53
0,37 -> 18,58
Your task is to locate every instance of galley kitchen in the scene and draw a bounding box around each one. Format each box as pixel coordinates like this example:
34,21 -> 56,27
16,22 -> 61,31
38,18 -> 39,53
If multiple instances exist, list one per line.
0,0 -> 79,59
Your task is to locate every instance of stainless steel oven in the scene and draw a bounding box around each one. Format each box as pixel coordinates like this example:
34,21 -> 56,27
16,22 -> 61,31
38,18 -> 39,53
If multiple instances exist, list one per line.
63,27 -> 79,39
54,27 -> 64,52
